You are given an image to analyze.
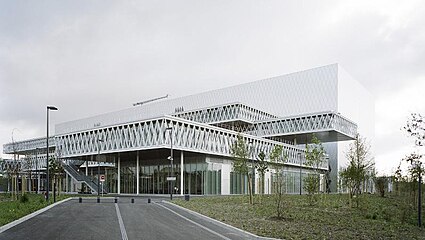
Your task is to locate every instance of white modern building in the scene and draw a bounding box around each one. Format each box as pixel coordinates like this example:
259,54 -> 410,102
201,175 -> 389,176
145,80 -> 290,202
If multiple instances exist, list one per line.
1,64 -> 373,195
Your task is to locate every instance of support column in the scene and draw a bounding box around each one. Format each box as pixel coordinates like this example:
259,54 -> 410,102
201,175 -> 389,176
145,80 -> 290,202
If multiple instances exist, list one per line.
180,151 -> 184,196
117,154 -> 121,194
221,163 -> 231,195
37,173 -> 40,193
85,159 -> 88,176
136,151 -> 140,195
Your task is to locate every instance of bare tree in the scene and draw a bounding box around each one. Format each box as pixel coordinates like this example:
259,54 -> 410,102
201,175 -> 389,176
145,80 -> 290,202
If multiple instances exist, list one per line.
231,134 -> 253,204
11,131 -> 20,200
340,134 -> 374,208
255,151 -> 268,204
404,113 -> 425,146
270,145 -> 287,219
303,135 -> 326,205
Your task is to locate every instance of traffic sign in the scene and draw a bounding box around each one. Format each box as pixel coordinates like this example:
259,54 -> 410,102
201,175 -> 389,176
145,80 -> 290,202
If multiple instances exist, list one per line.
166,177 -> 176,181
100,175 -> 105,182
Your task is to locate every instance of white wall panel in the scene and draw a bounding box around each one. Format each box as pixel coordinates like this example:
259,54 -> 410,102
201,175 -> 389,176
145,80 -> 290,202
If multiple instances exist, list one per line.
56,64 -> 339,134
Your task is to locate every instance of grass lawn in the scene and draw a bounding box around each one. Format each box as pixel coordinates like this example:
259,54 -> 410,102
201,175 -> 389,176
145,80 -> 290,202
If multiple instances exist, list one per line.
0,193 -> 71,227
174,194 -> 425,240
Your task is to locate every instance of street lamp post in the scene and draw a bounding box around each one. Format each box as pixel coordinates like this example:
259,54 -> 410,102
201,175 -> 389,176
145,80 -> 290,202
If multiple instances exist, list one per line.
298,152 -> 302,195
97,138 -> 104,197
46,106 -> 58,202
417,162 -> 422,227
248,140 -> 255,195
166,126 -> 173,200
35,148 -> 39,194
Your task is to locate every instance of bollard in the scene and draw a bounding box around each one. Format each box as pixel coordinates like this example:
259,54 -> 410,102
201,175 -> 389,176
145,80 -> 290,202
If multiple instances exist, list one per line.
184,194 -> 190,201
79,197 -> 82,203
148,198 -> 151,203
131,198 -> 134,203
114,197 -> 118,203
97,197 -> 100,203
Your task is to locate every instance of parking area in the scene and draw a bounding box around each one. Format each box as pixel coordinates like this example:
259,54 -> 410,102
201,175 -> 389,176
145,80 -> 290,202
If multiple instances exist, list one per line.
0,197 -> 263,240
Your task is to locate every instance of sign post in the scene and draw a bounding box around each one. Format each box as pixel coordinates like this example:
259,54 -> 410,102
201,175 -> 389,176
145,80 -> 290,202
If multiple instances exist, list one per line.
100,175 -> 105,196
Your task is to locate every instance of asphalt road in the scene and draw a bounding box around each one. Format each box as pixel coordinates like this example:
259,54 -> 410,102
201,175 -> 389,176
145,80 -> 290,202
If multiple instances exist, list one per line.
0,197 -> 263,240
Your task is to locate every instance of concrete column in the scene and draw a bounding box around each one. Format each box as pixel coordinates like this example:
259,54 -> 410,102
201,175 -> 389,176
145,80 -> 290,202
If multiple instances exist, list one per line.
180,151 -> 184,196
136,151 -> 140,195
221,163 -> 231,195
37,173 -> 40,193
85,159 -> 88,176
118,154 -> 121,194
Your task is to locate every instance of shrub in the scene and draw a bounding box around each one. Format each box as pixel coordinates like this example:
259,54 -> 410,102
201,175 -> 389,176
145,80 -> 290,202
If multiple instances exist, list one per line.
19,194 -> 29,203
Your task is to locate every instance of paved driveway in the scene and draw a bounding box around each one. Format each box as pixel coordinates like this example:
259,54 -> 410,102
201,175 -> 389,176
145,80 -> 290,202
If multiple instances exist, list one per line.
0,197 -> 264,240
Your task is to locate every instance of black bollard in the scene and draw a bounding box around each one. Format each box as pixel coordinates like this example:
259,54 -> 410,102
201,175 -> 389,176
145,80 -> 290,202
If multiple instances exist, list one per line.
114,197 -> 118,203
97,197 -> 100,203
148,198 -> 151,203
79,197 -> 82,203
131,198 -> 134,203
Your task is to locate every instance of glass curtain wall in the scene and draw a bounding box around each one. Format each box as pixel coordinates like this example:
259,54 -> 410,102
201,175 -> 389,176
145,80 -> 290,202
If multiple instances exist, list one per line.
120,160 -> 136,194
94,152 -> 222,195
230,172 -> 248,194
106,166 -> 118,194
270,170 -> 307,194
137,156 -> 221,195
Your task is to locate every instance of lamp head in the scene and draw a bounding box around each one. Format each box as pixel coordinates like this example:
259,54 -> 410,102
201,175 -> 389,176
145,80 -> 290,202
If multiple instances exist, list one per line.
47,106 -> 58,111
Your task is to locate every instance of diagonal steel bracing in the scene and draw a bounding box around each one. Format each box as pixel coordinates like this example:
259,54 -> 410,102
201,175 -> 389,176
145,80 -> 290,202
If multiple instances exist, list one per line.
53,116 -> 323,169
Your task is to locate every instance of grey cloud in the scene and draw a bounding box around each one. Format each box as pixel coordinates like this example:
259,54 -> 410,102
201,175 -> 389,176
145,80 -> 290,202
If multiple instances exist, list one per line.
1,1 -> 424,175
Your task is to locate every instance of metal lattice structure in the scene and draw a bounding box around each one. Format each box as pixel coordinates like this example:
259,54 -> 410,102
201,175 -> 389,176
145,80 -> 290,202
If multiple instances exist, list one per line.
3,108 -> 358,172
3,137 -> 55,154
0,159 -> 24,173
246,112 -> 357,143
173,102 -> 277,125
54,116 -> 321,168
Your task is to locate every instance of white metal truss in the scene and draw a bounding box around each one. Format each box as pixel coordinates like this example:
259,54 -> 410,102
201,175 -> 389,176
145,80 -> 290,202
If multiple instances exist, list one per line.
2,107 -> 359,172
3,137 -> 55,154
53,116 -> 325,169
172,102 -> 277,125
0,155 -> 47,173
0,159 -> 24,173
246,112 -> 357,139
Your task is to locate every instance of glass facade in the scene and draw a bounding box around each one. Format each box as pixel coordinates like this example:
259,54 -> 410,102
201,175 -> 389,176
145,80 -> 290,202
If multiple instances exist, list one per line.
230,172 -> 247,194
91,152 -> 222,195
270,170 -> 309,194
74,154 -> 316,196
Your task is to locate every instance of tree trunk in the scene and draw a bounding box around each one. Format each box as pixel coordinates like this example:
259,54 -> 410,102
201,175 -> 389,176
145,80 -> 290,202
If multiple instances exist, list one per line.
248,174 -> 253,204
14,175 -> 18,200
11,176 -> 15,200
349,188 -> 353,208
58,176 -> 61,196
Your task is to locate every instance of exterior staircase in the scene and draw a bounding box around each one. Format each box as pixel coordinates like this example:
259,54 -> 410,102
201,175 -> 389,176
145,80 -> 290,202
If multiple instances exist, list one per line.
61,160 -> 107,194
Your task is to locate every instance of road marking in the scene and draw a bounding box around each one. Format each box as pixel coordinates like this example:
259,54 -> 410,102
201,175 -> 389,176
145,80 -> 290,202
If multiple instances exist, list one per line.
154,202 -> 232,240
115,203 -> 129,240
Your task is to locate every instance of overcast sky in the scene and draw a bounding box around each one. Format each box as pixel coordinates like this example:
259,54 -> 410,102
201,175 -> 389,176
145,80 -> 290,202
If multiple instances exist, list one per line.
1,0 -> 424,175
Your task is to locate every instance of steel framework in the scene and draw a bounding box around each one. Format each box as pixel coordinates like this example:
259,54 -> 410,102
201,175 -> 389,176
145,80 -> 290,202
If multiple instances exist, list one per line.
173,102 -> 277,125
247,112 -> 357,139
3,103 -> 359,172
53,116 -> 321,168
